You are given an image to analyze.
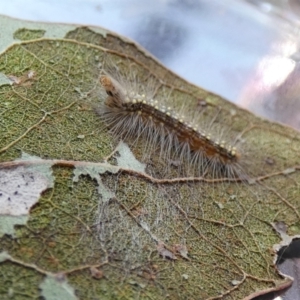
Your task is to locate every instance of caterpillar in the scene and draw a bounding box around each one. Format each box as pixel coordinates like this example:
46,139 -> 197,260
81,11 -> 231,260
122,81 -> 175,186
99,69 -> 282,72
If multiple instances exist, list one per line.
95,65 -> 247,180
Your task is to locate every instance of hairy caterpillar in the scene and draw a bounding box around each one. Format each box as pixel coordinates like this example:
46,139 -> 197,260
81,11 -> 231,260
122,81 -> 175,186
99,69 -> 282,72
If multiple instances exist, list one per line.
95,65 -> 247,180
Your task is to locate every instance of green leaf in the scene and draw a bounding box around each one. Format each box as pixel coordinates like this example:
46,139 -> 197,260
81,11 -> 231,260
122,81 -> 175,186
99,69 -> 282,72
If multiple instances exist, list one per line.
0,14 -> 298,299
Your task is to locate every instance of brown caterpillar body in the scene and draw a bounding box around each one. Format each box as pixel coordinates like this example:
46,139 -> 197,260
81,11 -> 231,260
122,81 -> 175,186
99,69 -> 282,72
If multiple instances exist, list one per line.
96,73 -> 243,179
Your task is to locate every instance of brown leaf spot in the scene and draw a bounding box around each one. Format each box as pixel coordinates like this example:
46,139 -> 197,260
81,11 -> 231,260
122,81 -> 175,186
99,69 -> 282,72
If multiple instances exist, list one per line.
157,241 -> 177,260
90,267 -> 103,279
173,244 -> 189,260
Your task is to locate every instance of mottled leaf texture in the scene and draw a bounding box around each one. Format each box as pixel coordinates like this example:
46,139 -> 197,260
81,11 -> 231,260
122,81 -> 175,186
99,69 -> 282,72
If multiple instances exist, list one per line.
0,14 -> 299,300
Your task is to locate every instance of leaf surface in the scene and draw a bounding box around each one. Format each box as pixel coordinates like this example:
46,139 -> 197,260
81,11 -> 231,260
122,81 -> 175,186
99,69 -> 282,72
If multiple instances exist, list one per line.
0,14 -> 299,300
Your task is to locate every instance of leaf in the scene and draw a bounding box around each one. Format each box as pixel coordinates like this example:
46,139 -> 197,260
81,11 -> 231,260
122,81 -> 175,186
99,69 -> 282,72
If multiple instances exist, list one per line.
0,14 -> 299,299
